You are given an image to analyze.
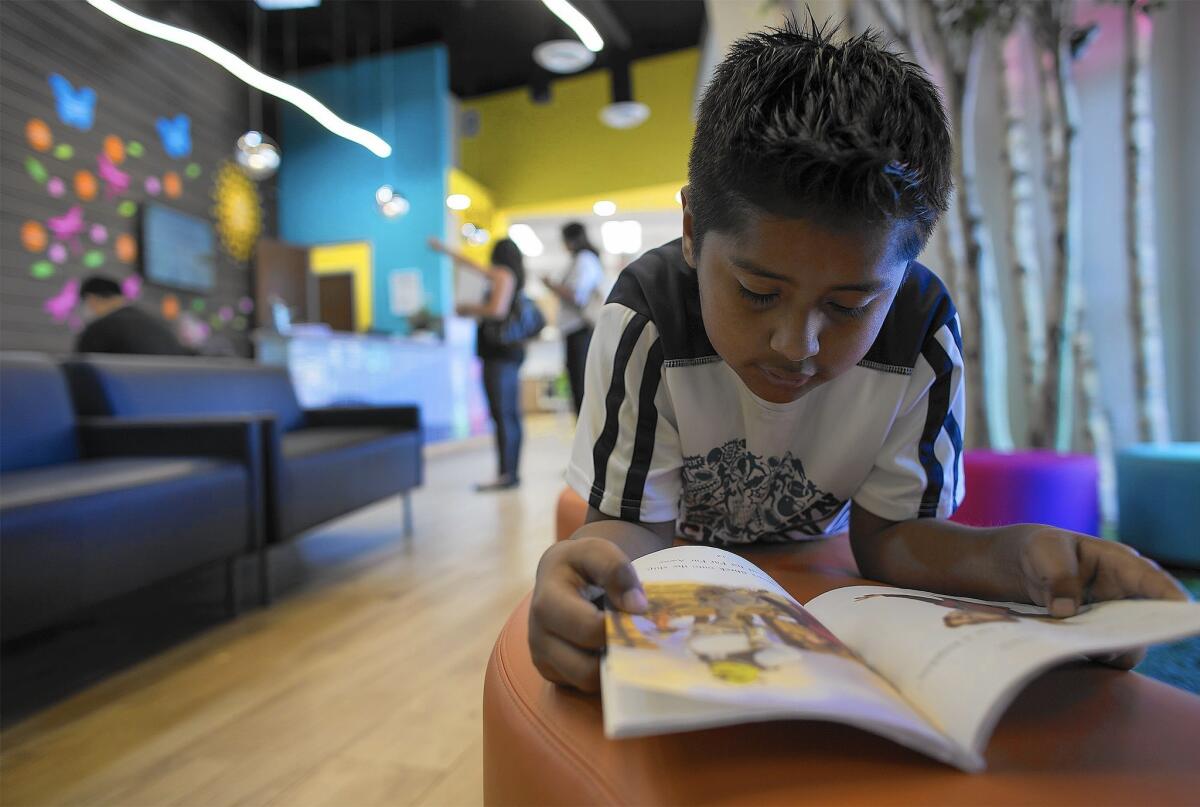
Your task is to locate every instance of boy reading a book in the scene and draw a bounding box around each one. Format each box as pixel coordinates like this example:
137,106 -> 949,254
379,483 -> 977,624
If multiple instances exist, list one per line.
530,19 -> 1189,692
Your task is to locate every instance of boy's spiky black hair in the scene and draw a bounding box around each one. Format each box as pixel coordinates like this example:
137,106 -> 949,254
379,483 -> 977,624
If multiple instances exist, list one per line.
687,16 -> 952,261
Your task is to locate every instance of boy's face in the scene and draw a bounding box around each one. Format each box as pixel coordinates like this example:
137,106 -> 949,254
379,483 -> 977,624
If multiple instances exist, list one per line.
683,199 -> 908,404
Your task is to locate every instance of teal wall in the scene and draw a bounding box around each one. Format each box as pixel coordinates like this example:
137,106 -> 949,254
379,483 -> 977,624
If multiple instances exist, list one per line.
278,45 -> 450,331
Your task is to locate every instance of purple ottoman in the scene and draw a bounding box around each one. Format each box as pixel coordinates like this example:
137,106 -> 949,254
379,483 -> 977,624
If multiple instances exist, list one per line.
950,450 -> 1100,536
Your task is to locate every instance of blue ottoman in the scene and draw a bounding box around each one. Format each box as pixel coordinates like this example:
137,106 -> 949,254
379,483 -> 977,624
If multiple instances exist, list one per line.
1117,443 -> 1200,567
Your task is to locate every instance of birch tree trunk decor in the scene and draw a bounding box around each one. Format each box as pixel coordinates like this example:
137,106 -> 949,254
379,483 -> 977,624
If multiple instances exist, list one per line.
1029,0 -> 1105,455
873,0 -> 1006,450
996,16 -> 1048,447
1123,0 -> 1171,443
863,0 -> 1147,472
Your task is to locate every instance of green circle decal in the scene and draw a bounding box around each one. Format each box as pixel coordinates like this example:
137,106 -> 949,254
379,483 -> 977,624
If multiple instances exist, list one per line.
83,250 -> 105,268
185,163 -> 202,179
25,157 -> 48,184
30,261 -> 54,279
191,298 -> 206,312
127,141 -> 145,157
53,143 -> 74,160
118,201 -> 137,217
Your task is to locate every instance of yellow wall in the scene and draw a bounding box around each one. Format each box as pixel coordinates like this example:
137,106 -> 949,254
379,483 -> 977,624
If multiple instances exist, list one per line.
460,49 -> 698,211
309,241 -> 373,332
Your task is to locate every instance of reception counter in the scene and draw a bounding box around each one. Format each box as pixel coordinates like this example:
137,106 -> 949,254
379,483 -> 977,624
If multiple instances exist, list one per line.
254,324 -> 489,442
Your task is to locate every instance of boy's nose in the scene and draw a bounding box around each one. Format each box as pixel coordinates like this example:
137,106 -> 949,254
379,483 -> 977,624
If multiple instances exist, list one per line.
769,310 -> 820,363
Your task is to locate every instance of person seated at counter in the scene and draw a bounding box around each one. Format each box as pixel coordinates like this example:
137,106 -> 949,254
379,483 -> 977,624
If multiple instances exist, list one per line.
76,275 -> 191,356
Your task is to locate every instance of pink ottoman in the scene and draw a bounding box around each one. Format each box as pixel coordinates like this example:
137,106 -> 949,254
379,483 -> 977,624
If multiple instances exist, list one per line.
950,450 -> 1100,536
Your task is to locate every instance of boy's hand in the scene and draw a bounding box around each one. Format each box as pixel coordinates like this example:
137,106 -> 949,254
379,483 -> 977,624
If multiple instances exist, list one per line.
1008,525 -> 1191,668
529,537 -> 648,692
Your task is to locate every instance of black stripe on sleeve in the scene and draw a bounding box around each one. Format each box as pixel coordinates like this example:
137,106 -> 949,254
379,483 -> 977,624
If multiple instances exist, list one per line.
589,313 -> 650,512
945,409 -> 963,511
619,338 -> 666,521
918,333 -> 955,517
947,314 -> 964,354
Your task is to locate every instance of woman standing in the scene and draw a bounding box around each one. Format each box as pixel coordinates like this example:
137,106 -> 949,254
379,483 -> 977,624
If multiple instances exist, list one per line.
430,237 -> 527,491
546,222 -> 604,415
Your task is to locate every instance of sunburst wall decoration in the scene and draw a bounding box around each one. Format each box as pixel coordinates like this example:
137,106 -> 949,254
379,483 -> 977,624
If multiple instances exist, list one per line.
212,160 -> 261,261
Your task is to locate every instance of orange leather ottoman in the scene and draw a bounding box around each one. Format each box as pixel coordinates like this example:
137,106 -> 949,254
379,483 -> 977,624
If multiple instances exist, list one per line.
483,536 -> 1200,805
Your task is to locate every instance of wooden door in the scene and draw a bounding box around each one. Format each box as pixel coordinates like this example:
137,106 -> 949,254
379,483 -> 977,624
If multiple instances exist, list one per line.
317,274 -> 355,333
255,239 -> 312,327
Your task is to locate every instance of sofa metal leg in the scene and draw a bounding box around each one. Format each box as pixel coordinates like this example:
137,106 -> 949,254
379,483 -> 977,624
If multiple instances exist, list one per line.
225,558 -> 240,618
402,491 -> 414,540
258,547 -> 272,607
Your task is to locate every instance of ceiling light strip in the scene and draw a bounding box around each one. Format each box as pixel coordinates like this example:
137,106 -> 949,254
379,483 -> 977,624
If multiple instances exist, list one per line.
85,0 -> 392,158
540,0 -> 604,53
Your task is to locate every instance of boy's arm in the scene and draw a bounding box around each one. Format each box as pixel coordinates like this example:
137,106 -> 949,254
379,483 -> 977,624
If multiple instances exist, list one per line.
849,501 -> 1189,640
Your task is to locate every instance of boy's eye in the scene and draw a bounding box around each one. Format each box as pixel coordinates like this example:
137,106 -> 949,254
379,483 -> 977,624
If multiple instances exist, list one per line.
738,285 -> 780,307
827,301 -> 870,319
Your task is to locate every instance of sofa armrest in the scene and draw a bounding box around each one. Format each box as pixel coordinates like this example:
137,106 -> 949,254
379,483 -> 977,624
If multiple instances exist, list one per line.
77,414 -> 272,464
77,415 -> 271,552
303,405 -> 421,432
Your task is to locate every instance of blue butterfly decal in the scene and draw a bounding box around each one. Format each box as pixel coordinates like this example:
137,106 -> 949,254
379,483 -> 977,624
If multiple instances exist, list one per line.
156,114 -> 192,159
48,74 -> 96,131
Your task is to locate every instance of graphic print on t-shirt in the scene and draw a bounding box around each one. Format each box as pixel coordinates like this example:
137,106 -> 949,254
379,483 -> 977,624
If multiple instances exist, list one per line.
679,439 -> 848,544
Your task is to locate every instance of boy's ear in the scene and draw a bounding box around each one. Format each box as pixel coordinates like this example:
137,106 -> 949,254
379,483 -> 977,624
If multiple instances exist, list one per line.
680,187 -> 697,269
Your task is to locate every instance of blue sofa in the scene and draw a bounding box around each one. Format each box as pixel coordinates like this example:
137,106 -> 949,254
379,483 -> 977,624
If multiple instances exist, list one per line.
63,355 -> 423,599
0,353 -> 264,640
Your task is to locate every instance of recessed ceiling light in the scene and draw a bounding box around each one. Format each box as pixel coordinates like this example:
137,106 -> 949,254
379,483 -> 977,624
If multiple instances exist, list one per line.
533,40 -> 595,74
593,200 -> 617,217
600,100 -> 650,130
254,0 -> 320,9
446,194 -> 471,211
508,224 -> 545,257
601,220 -> 642,255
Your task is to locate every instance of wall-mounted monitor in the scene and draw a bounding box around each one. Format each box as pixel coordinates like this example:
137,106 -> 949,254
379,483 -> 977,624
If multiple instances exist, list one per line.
139,202 -> 217,292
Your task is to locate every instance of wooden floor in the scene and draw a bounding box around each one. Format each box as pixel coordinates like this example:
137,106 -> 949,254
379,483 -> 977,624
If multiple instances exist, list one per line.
0,415 -> 575,807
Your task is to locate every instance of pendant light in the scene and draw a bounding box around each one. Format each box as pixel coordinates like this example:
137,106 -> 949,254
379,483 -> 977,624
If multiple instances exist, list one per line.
375,0 -> 407,218
235,4 -> 281,180
599,57 -> 648,130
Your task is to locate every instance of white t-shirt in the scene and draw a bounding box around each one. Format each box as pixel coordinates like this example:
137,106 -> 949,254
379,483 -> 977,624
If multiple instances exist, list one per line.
557,250 -> 605,335
565,240 -> 966,544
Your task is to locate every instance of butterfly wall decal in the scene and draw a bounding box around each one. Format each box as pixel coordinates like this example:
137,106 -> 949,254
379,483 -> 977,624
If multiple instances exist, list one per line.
156,114 -> 192,158
44,279 -> 80,324
46,205 -> 86,254
48,74 -> 96,131
97,153 -> 130,200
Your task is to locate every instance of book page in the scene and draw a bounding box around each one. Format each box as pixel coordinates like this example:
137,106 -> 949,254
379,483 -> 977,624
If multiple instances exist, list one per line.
805,586 -> 1200,756
602,547 -> 974,769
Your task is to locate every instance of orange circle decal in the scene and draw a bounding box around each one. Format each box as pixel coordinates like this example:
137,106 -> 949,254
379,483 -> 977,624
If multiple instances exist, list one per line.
163,171 -> 182,199
21,220 -> 48,253
26,119 -> 52,152
162,294 -> 180,320
115,233 -> 138,264
74,170 -> 98,201
103,135 -> 126,165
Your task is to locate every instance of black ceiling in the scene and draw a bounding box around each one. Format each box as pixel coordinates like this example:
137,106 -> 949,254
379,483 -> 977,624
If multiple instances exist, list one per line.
162,0 -> 706,99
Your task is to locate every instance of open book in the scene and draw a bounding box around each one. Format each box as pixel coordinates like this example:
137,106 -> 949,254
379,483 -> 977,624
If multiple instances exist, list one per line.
601,545 -> 1200,772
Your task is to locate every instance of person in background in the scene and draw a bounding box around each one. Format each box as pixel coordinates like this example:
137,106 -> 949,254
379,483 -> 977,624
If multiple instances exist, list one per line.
75,275 -> 190,355
431,237 -> 527,491
546,222 -> 604,415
